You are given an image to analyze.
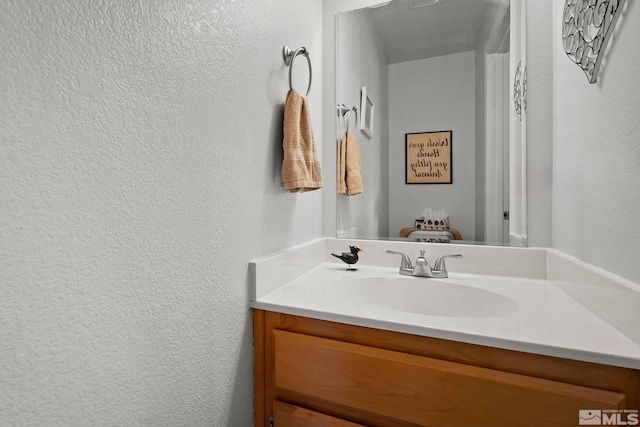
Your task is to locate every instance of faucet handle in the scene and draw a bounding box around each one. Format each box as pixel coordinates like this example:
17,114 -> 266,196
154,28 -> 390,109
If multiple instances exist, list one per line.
415,250 -> 429,267
433,254 -> 463,272
385,250 -> 413,269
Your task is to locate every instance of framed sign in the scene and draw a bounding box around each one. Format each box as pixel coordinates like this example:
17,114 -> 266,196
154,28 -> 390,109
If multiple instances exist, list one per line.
360,86 -> 374,138
405,130 -> 452,184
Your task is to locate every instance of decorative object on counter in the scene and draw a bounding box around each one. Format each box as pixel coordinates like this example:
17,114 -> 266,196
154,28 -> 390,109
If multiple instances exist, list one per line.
404,208 -> 459,241
280,47 -> 321,192
523,66 -> 527,113
416,218 -> 450,230
413,234 -> 451,243
513,61 -> 523,120
562,0 -> 627,84
360,86 -> 374,138
405,131 -> 452,184
331,246 -> 362,271
418,208 -> 449,230
400,227 -> 462,242
336,106 -> 363,195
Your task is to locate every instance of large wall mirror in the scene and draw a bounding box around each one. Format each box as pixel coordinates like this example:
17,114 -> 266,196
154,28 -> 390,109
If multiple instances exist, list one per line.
334,0 -> 527,246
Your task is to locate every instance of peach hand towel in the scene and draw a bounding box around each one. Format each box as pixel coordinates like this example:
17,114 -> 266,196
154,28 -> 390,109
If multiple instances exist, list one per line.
337,131 -> 363,195
281,90 -> 322,192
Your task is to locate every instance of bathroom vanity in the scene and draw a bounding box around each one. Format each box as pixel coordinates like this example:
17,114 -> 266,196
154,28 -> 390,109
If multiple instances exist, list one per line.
254,310 -> 639,427
250,238 -> 640,426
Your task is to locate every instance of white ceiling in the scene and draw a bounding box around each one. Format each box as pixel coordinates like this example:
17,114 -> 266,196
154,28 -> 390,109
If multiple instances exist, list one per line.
369,0 -> 509,64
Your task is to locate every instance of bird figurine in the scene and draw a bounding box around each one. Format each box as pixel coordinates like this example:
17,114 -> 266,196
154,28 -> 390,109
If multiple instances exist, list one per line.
331,246 -> 362,271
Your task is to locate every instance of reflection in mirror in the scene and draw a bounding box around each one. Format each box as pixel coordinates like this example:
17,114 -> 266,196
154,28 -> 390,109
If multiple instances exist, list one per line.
335,0 -> 527,246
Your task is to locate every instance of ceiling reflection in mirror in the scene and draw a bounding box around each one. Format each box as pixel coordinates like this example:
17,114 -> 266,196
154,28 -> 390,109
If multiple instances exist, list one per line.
334,0 -> 527,246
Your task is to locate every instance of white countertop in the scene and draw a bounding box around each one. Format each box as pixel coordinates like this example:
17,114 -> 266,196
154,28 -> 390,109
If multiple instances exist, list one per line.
250,238 -> 640,370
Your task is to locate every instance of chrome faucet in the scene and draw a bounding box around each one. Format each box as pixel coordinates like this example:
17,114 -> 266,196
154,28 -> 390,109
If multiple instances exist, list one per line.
386,250 -> 462,278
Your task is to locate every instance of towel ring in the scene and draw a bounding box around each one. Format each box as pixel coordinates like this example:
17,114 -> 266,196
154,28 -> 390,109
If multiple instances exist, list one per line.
283,46 -> 312,97
337,104 -> 358,135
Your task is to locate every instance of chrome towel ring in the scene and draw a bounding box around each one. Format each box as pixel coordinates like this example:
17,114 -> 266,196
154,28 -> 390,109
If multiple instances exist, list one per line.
283,45 -> 312,97
337,104 -> 358,135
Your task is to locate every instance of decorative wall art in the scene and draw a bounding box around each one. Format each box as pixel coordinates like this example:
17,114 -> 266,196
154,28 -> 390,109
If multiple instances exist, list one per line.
562,0 -> 627,83
360,87 -> 374,138
513,61 -> 523,120
405,131 -> 452,184
523,66 -> 527,114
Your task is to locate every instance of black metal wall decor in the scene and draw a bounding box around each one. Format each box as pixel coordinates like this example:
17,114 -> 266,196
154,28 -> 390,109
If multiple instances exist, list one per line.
513,61 -> 523,121
522,66 -> 527,114
562,0 -> 626,84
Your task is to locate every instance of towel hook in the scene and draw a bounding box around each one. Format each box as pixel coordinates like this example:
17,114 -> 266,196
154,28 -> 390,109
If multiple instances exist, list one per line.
337,104 -> 358,135
283,46 -> 312,97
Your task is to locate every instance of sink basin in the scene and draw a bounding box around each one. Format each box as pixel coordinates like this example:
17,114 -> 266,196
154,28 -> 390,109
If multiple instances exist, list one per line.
336,276 -> 518,318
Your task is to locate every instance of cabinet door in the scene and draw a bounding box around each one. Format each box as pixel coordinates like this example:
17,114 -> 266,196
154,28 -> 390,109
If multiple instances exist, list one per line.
273,401 -> 364,427
274,330 -> 627,427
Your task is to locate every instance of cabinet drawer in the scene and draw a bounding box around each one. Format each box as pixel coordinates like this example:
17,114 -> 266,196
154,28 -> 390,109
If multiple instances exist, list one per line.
274,400 -> 365,427
274,330 -> 627,427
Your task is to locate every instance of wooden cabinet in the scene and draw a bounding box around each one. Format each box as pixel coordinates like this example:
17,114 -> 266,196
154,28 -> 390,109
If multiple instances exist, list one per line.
254,310 -> 640,427
273,401 -> 365,427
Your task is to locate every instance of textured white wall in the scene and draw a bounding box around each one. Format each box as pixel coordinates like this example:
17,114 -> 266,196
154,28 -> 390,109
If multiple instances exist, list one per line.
552,1 -> 640,283
525,1 -> 553,248
388,52 -> 476,240
0,0 -> 322,425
